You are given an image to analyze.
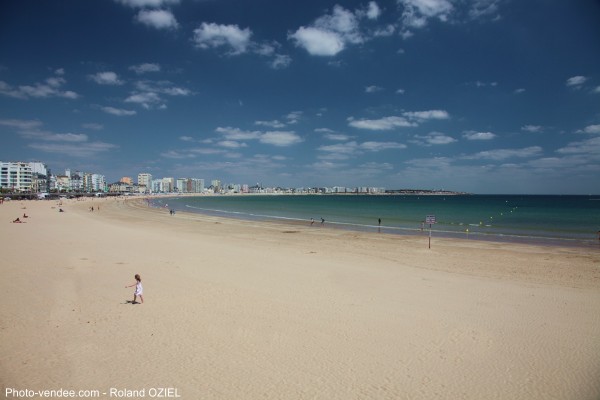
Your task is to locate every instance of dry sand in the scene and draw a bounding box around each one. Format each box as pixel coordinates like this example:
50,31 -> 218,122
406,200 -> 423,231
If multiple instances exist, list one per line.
1,197 -> 599,400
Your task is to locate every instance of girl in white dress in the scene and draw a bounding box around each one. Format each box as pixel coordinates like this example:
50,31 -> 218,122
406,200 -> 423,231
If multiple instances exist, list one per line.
126,274 -> 144,304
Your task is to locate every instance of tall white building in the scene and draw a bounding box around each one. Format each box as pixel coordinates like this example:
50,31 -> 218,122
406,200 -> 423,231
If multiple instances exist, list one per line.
138,173 -> 152,193
83,173 -> 106,192
0,161 -> 33,192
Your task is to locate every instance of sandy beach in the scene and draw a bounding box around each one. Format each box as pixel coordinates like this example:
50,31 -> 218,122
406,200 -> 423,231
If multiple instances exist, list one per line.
1,197 -> 599,400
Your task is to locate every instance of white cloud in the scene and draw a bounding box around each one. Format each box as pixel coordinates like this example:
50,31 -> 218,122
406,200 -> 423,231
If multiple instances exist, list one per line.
522,125 -> 543,133
129,63 -> 161,74
135,9 -> 178,30
365,85 -> 383,93
465,146 -> 543,160
413,132 -> 456,145
271,54 -> 292,69
289,27 -> 345,56
192,23 -> 252,55
216,127 -> 261,140
367,1 -> 382,19
360,141 -> 407,151
399,0 -> 454,28
115,0 -> 179,7
0,118 -> 116,157
0,74 -> 79,100
469,0 -> 502,19
286,111 -> 303,124
348,110 -> 449,130
289,4 -> 368,56
89,71 -> 124,85
404,109 -> 450,121
593,86 -> 600,94
125,91 -> 163,108
260,131 -> 303,147
514,88 -> 526,94
101,106 -> 137,116
255,120 -> 286,128
578,124 -> 600,134
463,131 -> 496,140
82,123 -> 103,131
348,116 -> 415,130
566,75 -> 587,87
0,119 -> 43,130
557,136 -> 600,155
29,141 -> 117,157
396,88 -> 405,94
217,140 -> 247,149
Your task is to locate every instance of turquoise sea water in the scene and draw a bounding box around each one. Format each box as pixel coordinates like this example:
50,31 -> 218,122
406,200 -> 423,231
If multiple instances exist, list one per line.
152,195 -> 600,247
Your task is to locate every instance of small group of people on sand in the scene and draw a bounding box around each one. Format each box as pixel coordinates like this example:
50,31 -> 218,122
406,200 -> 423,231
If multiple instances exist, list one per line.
11,213 -> 29,223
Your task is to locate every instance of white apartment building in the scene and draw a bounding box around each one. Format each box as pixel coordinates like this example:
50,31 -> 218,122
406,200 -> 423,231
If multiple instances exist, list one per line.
138,173 -> 152,193
0,161 -> 33,192
83,173 -> 106,192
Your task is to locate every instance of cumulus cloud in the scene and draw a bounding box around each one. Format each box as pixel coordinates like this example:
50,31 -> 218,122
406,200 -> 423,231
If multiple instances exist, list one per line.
557,136 -> 600,155
135,9 -> 178,29
0,73 -> 79,100
255,120 -> 286,129
566,75 -> 587,87
348,116 -> 415,130
399,0 -> 454,29
0,118 -> 116,157
348,110 -> 449,130
404,109 -> 450,121
318,140 -> 406,159
89,71 -> 124,85
289,4 -> 371,56
365,85 -> 383,93
129,63 -> 161,74
366,1 -> 382,19
216,127 -> 261,141
413,132 -> 457,145
215,126 -> 302,147
101,106 -> 137,116
522,125 -> 543,133
465,146 -> 543,160
125,80 -> 191,109
463,131 -> 496,140
578,124 -> 600,134
192,23 -> 252,55
398,0 -> 504,37
192,22 -> 290,68
271,54 -> 292,69
260,131 -> 303,147
289,27 -> 345,56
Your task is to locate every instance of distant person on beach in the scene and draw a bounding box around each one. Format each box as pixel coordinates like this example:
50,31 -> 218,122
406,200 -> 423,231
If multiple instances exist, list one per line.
310,218 -> 314,226
23,213 -> 28,218
321,217 -> 325,226
125,274 -> 144,304
12,217 -> 23,223
378,218 -> 381,226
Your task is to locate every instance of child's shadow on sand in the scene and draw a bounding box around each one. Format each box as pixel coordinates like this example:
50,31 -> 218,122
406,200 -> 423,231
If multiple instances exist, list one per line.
124,300 -> 141,305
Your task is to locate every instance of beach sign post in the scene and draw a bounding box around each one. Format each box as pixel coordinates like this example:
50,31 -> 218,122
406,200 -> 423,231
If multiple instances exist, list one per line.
425,215 -> 436,249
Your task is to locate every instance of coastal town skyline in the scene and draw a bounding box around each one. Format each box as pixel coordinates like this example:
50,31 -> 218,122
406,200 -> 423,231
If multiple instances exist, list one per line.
1,1 -> 599,194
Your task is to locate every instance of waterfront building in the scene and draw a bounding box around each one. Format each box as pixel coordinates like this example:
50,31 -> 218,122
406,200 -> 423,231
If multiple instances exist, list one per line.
83,173 -> 106,192
138,173 -> 152,193
0,161 -> 32,192
120,177 -> 133,185
55,175 -> 71,192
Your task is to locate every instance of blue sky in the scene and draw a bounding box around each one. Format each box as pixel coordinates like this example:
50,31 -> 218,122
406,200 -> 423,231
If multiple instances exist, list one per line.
1,0 -> 599,194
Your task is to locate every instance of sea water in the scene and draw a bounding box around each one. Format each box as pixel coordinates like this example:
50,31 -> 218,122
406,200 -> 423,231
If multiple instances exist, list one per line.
152,195 -> 600,247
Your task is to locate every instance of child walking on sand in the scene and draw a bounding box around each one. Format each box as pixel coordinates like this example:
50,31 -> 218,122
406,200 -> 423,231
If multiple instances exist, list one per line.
126,274 -> 144,304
